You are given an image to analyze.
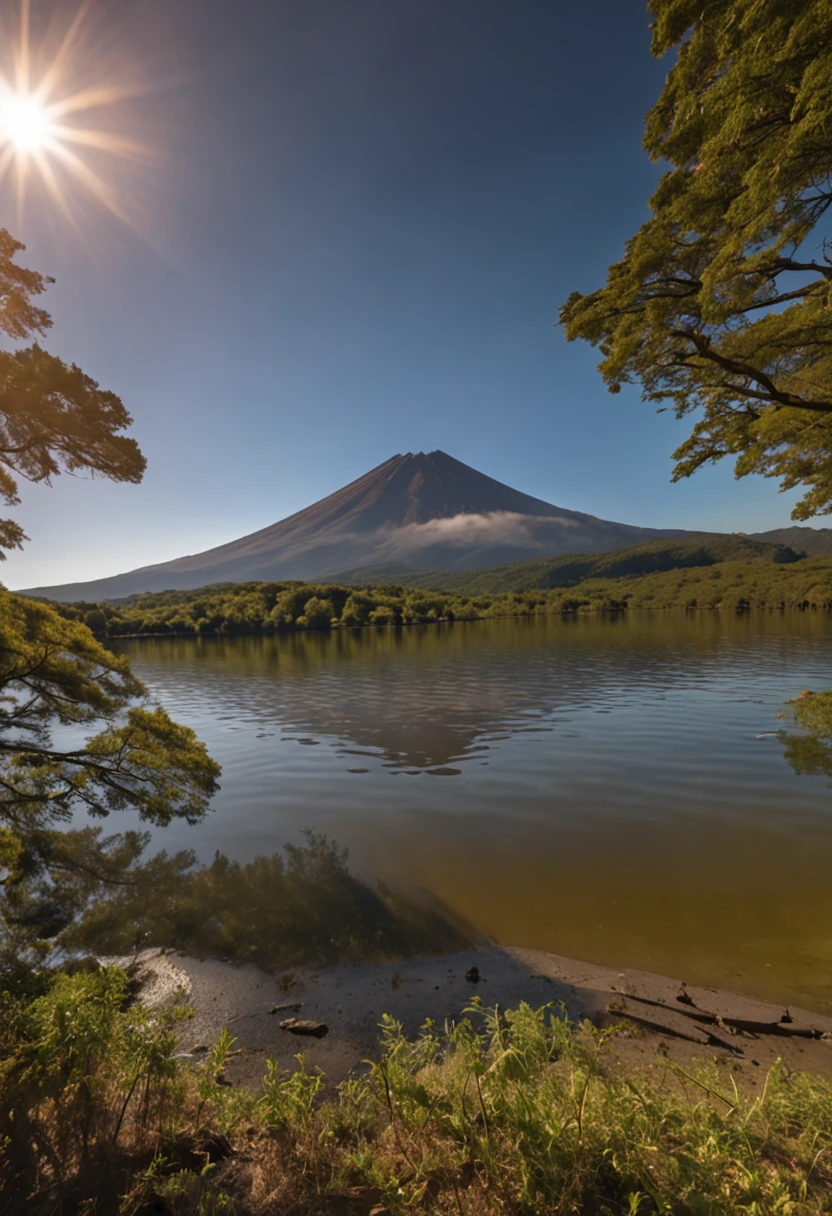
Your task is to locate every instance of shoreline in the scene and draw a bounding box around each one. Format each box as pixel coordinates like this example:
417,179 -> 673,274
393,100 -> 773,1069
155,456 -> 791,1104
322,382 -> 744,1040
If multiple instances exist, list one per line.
64,602 -> 832,642
119,943 -> 832,1090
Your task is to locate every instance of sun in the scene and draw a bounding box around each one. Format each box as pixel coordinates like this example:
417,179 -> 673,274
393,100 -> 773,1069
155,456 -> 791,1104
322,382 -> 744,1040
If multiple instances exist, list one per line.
0,1 -> 152,226
0,93 -> 54,152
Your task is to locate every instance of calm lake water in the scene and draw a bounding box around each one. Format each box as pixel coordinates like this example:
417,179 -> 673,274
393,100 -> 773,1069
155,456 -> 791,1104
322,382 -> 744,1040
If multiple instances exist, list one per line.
117,613 -> 832,1013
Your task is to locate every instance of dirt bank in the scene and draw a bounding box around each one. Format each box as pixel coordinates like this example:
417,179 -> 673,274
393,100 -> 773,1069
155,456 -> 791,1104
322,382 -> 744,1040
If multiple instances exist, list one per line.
114,944 -> 832,1090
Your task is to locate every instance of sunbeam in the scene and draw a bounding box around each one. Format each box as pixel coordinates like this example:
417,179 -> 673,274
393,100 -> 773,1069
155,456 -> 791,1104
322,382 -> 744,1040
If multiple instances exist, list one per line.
0,0 -> 154,226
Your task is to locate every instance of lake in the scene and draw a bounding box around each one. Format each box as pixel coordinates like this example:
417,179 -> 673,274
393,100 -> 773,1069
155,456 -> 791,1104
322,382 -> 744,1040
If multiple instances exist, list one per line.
117,612 -> 832,1014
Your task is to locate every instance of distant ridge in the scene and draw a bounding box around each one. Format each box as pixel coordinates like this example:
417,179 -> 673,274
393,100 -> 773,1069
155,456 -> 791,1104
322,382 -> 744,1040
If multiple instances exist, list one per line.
20,450 -> 686,602
747,526 -> 832,556
330,535 -> 803,595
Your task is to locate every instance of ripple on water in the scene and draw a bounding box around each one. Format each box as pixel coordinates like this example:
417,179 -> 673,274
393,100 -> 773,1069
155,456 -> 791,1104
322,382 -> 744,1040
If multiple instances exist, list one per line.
118,613 -> 832,1013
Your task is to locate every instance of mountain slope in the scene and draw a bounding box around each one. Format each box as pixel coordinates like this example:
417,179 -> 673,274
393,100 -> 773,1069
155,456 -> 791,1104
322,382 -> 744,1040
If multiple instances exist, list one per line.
332,535 -> 805,594
20,450 -> 685,601
748,526 -> 832,556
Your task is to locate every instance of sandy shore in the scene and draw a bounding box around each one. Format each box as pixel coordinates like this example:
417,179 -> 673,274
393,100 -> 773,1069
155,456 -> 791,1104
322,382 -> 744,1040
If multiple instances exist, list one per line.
114,944 -> 832,1090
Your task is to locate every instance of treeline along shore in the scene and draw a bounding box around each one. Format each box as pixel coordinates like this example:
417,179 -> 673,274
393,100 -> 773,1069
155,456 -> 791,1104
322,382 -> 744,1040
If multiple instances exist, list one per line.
42,537 -> 832,637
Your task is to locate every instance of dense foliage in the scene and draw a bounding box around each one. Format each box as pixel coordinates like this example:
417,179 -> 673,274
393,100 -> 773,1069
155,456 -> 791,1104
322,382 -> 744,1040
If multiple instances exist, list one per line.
414,535 -> 806,594
0,231 -> 145,557
2,977 -> 830,1215
543,555 -> 832,612
0,589 -> 220,971
561,0 -> 832,519
44,538 -> 832,637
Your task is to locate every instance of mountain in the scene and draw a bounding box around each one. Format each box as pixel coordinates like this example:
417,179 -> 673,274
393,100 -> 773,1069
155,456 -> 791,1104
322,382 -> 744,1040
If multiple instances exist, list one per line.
20,450 -> 686,601
329,535 -> 805,594
747,526 -> 832,556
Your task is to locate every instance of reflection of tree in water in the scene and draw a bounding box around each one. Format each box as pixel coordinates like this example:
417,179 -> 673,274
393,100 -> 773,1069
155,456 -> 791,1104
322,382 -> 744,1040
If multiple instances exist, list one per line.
119,615 -> 825,770
3,829 -> 469,971
778,690 -> 832,784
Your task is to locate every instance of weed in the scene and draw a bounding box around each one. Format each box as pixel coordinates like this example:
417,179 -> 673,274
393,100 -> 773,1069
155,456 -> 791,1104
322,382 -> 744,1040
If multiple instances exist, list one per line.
2,972 -> 831,1214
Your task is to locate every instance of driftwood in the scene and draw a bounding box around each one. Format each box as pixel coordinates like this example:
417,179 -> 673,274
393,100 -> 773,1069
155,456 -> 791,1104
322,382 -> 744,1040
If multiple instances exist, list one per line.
613,990 -> 832,1041
607,998 -> 744,1055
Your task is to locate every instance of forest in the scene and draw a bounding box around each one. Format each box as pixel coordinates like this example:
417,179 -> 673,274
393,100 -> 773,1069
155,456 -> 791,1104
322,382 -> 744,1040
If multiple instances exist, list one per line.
45,537 -> 832,637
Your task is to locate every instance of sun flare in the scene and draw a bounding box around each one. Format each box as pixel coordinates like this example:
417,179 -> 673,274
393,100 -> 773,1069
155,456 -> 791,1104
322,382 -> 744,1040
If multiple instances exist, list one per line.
0,1 -> 152,225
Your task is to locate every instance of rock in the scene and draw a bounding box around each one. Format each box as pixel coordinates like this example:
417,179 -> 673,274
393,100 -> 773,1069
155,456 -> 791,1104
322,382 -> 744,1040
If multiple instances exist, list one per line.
465,965 -> 480,984
279,1017 -> 329,1038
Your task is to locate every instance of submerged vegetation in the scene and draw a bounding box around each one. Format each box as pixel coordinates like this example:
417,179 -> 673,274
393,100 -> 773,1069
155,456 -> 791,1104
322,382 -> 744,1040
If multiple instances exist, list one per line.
42,538 -> 832,637
2,976 -> 831,1215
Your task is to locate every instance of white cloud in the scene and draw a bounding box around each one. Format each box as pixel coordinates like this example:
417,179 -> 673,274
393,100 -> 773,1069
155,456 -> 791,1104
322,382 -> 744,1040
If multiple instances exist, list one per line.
371,511 -> 581,556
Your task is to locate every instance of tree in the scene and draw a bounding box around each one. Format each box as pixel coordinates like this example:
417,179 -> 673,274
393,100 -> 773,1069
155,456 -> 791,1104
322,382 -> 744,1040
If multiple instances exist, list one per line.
0,593 -> 218,825
0,233 -> 219,965
560,0 -> 832,519
297,596 -> 334,629
0,229 -> 145,556
0,590 -> 219,958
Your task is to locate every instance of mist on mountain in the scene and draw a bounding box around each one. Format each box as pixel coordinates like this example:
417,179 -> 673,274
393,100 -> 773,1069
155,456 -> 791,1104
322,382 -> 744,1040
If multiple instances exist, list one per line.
21,450 -> 684,601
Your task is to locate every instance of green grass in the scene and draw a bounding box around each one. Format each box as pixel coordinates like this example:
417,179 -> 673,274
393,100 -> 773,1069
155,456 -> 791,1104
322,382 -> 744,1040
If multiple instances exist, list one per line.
3,968 -> 831,1214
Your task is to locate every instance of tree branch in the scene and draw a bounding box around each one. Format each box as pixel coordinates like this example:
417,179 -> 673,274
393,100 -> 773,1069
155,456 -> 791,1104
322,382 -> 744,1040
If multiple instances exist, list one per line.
670,329 -> 832,413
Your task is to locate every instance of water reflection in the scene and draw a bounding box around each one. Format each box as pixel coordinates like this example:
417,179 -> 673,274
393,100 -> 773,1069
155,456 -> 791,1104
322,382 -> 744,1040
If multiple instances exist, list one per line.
118,613 -> 832,771
60,830 -> 470,970
116,613 -> 832,1013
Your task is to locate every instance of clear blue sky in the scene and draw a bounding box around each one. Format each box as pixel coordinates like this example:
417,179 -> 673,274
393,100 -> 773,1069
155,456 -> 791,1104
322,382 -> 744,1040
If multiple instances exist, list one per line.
1,0 -> 810,590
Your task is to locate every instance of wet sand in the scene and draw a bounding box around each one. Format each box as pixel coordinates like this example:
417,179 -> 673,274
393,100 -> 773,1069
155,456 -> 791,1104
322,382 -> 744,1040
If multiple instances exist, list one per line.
114,945 -> 832,1091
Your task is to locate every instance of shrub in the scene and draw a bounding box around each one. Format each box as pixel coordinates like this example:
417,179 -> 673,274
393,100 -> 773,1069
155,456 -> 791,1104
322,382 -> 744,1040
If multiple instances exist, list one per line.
5,988 -> 830,1215
368,604 -> 397,626
296,597 -> 334,630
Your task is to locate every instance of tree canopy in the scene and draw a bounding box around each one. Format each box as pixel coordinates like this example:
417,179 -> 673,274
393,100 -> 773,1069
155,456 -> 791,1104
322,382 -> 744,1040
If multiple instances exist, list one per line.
0,232 -> 218,967
0,229 -> 145,556
0,591 -> 219,825
0,590 -> 220,960
560,0 -> 832,518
